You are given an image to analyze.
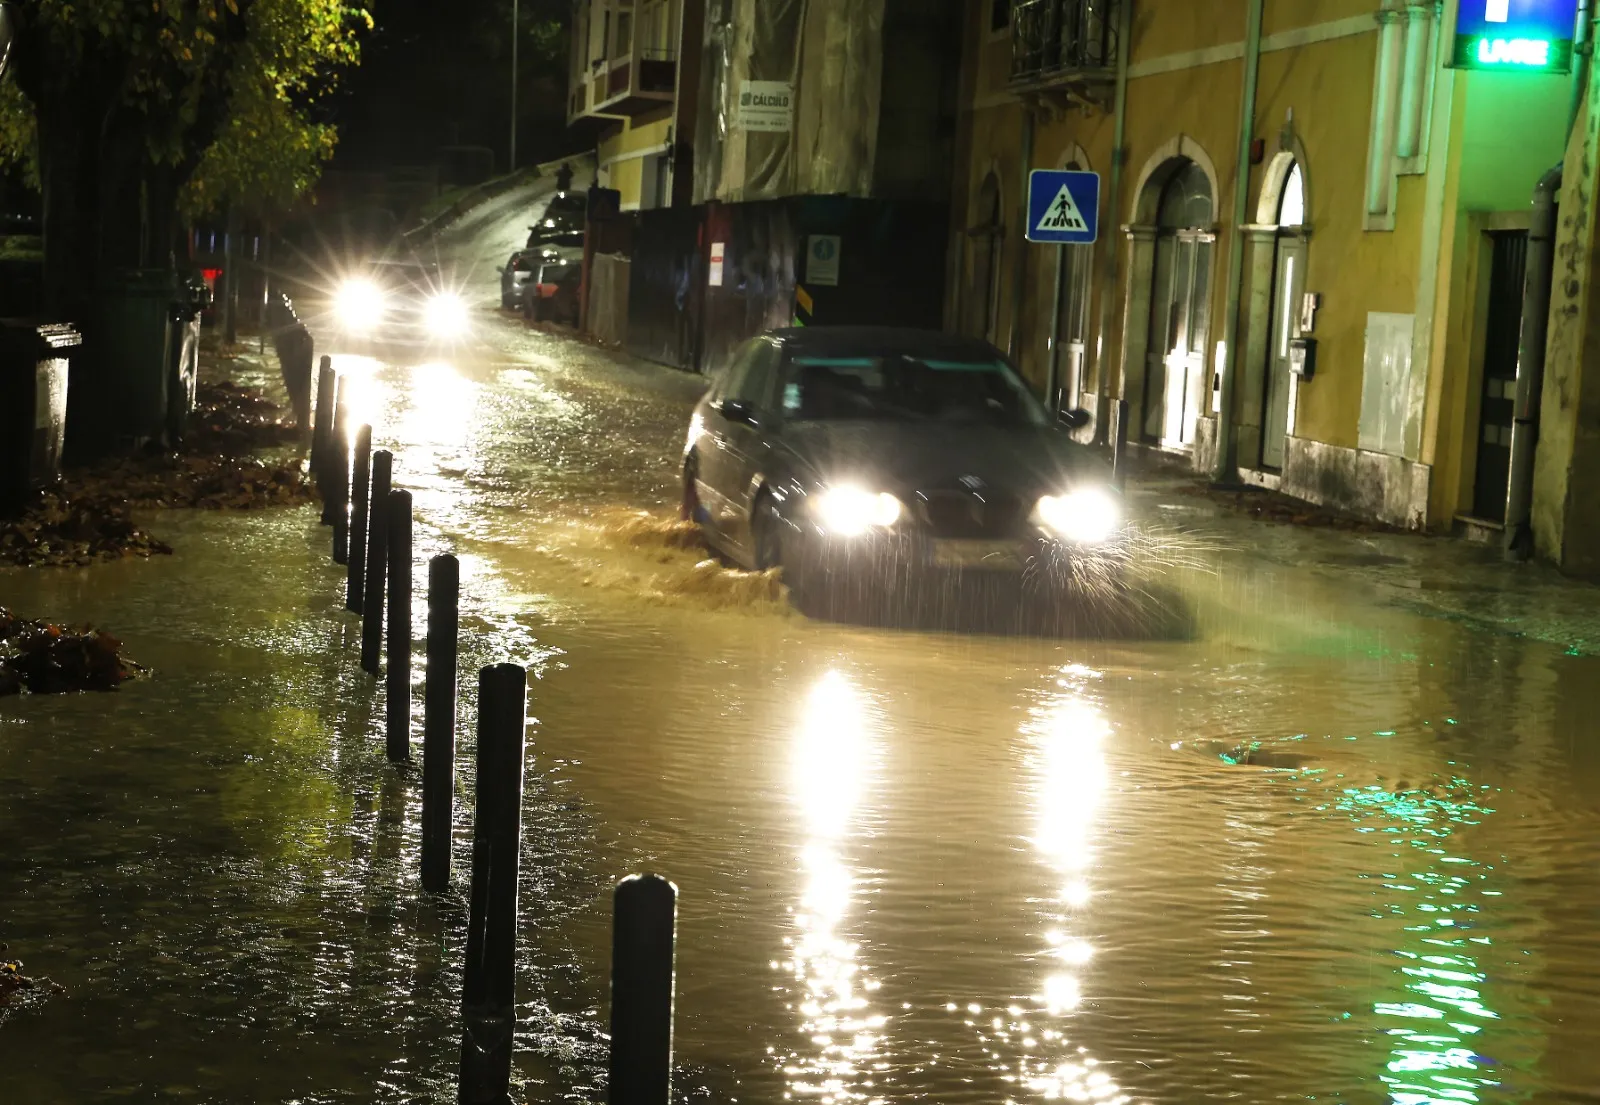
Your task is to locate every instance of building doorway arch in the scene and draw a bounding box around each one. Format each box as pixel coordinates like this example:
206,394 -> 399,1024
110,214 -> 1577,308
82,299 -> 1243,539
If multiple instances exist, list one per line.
1118,136 -> 1220,453
1144,161 -> 1215,445
966,170 -> 1005,345
1259,158 -> 1308,469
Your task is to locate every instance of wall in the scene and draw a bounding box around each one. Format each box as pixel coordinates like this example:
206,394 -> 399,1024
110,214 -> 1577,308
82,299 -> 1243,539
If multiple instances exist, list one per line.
597,112 -> 675,211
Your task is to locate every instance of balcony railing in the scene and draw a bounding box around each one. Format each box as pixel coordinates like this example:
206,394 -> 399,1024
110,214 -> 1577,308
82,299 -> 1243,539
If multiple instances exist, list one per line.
1011,0 -> 1119,88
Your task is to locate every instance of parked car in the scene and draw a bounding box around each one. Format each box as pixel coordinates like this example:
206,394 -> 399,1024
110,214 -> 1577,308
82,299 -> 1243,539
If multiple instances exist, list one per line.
499,249 -> 536,310
520,245 -> 583,326
681,327 -> 1121,613
526,191 -> 586,249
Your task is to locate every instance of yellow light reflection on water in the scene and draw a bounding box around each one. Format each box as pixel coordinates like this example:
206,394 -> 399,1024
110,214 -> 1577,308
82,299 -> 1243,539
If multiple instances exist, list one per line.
1014,673 -> 1132,1104
397,361 -> 476,449
328,354 -> 384,435
779,671 -> 886,1104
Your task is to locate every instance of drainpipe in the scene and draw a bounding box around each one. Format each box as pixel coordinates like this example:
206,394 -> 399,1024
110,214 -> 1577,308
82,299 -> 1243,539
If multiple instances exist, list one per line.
1009,108 -> 1036,361
1209,0 -> 1265,485
1504,0 -> 1591,558
1094,0 -> 1134,446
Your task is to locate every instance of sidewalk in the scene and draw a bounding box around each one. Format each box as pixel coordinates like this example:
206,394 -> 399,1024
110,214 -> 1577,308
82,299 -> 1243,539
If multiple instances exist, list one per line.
1118,447 -> 1600,657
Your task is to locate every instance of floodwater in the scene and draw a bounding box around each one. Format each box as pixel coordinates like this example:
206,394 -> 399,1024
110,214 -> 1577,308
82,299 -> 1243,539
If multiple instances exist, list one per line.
4,190 -> 1600,1104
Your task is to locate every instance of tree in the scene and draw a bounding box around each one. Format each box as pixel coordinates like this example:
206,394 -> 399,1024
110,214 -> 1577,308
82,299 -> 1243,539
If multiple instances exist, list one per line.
0,0 -> 367,314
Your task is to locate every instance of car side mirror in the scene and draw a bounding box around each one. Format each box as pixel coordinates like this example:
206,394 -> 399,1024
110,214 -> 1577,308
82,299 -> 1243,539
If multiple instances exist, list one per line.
1058,407 -> 1092,431
720,398 -> 758,425
496,265 -> 506,275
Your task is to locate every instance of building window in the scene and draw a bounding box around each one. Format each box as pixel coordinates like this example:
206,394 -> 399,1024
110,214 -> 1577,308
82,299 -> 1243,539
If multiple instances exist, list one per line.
1278,162 -> 1306,228
992,0 -> 1012,33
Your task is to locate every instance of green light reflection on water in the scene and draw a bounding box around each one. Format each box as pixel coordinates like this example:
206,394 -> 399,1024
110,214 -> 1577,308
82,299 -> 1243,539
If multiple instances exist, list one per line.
1338,781 -> 1505,1105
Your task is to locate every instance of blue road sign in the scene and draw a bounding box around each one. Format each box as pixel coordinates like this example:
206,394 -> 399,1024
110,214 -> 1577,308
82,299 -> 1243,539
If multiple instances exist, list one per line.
1026,169 -> 1101,245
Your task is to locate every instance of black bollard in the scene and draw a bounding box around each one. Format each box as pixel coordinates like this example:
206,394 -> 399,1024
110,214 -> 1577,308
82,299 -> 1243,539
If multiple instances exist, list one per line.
608,874 -> 678,1105
459,664 -> 528,1105
347,425 -> 373,613
360,450 -> 393,676
421,554 -> 460,893
332,376 -> 352,565
385,489 -> 414,763
312,357 -> 337,524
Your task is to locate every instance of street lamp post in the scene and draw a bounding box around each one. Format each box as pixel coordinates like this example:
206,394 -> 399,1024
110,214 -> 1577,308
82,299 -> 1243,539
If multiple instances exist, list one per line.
509,0 -> 519,172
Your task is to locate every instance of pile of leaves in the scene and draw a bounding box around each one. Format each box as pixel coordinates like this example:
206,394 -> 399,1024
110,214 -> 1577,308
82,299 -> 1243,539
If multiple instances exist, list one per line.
1,945 -> 65,1026
0,379 -> 312,567
0,607 -> 143,696
186,380 -> 306,455
0,492 -> 172,567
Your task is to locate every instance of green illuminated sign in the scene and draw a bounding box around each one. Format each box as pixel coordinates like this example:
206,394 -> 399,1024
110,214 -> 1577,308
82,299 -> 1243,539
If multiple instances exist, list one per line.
1449,0 -> 1579,72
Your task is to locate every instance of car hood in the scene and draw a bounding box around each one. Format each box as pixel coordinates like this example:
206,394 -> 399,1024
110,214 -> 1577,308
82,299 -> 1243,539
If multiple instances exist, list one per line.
779,420 -> 1110,496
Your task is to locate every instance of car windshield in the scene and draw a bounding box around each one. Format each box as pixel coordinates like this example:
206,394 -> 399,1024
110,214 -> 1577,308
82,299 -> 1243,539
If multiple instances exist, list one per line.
782,352 -> 1050,427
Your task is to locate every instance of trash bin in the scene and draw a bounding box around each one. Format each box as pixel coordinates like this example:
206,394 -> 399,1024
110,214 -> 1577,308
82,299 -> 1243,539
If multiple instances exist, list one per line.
0,320 -> 80,515
68,269 -> 177,458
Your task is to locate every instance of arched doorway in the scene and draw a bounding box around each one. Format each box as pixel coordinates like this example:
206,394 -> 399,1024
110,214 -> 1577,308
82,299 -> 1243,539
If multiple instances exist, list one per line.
1261,161 -> 1307,469
966,172 -> 1004,345
1144,162 -> 1215,445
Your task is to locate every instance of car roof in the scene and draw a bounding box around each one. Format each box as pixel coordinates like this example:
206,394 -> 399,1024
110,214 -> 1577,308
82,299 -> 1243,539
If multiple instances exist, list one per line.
766,326 -> 1006,361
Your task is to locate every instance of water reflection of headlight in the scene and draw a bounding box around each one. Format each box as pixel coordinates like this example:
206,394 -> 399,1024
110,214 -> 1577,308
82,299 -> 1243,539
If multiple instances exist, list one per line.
813,486 -> 902,536
336,279 -> 385,332
1035,487 -> 1121,545
424,293 -> 470,339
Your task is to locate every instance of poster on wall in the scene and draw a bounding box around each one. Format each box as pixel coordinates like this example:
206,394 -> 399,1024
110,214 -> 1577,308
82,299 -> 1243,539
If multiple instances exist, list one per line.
805,236 -> 841,286
737,81 -> 794,132
709,242 -> 726,287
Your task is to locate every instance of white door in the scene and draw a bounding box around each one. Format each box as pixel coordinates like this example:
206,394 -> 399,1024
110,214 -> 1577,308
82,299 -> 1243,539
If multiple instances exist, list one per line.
1261,237 -> 1306,469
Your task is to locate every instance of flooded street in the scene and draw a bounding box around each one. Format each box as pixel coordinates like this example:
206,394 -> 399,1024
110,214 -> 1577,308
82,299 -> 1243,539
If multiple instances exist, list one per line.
5,190 -> 1600,1104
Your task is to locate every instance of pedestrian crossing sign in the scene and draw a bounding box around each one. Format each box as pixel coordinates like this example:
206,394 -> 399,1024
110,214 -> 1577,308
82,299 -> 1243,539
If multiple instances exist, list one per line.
1026,169 -> 1100,245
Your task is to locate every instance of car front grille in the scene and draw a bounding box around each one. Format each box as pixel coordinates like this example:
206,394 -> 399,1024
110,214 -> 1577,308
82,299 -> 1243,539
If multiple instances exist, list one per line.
917,490 -> 1029,538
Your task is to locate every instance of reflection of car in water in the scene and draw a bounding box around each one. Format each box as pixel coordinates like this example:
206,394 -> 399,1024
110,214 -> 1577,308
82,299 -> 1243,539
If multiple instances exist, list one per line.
682,327 -> 1122,612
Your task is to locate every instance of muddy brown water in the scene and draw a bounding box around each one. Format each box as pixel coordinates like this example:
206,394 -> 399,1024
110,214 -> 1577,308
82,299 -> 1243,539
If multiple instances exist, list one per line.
5,273 -> 1600,1103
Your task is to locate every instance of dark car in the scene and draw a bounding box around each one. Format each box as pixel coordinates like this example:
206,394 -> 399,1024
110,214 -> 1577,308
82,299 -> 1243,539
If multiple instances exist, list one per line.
324,255 -> 471,346
526,192 -> 586,248
681,327 -> 1121,612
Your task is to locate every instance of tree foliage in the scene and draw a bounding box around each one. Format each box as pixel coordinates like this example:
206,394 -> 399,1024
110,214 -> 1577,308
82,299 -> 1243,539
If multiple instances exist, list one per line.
0,0 -> 368,264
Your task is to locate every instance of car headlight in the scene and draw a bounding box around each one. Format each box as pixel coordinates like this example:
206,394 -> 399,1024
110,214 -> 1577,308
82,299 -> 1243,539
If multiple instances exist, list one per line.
424,292 -> 470,338
813,486 -> 903,536
1035,487 -> 1121,544
336,279 -> 385,332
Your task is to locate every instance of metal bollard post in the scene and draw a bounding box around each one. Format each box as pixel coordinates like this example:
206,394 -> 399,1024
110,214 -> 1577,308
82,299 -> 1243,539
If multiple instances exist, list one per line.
360,450 -> 393,676
332,376 -> 352,565
385,489 -> 414,763
347,425 -> 373,613
422,554 -> 460,893
458,664 -> 528,1105
312,356 -> 336,524
1112,398 -> 1130,492
608,874 -> 678,1105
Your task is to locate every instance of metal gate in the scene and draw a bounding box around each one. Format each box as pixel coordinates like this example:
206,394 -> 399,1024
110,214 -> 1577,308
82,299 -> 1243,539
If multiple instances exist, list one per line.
1471,230 -> 1528,522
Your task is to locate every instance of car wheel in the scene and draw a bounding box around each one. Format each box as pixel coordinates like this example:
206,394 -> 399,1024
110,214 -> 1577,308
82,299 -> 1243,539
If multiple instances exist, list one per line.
681,457 -> 703,523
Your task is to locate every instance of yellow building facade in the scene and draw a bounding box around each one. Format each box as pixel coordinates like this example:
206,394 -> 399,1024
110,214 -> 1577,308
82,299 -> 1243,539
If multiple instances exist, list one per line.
951,0 -> 1574,535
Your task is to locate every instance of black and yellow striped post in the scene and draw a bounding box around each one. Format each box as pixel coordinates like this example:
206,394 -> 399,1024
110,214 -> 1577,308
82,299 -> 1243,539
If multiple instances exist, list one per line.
793,285 -> 813,328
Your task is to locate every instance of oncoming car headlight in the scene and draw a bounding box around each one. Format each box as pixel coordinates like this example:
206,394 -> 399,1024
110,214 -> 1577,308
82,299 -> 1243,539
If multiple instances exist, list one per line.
424,292 -> 470,339
1035,486 -> 1122,545
336,279 -> 385,332
813,486 -> 903,536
